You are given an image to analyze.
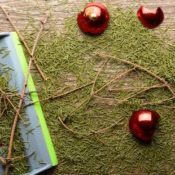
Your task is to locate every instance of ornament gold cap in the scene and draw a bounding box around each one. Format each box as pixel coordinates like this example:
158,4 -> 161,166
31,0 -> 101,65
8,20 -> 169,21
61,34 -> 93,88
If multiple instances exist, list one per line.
84,6 -> 102,21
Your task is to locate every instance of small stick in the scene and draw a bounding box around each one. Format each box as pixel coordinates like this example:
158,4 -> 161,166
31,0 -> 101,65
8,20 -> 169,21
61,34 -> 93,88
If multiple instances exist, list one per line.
163,106 -> 175,109
94,95 -> 117,101
26,59 -> 110,113
68,97 -> 91,116
9,152 -> 35,162
0,108 -> 6,118
70,67 -> 135,116
58,116 -> 123,136
24,81 -> 93,107
0,88 -> 23,120
94,135 -> 107,145
116,84 -> 166,105
143,96 -> 175,106
4,15 -> 48,175
91,58 -> 109,95
94,68 -> 135,95
92,117 -> 123,134
0,6 -> 47,81
0,152 -> 34,166
43,82 -> 93,102
96,53 -> 175,96
109,84 -> 166,92
0,96 -> 7,118
94,84 -> 166,106
70,60 -> 111,116
58,116 -> 81,135
0,157 -> 6,166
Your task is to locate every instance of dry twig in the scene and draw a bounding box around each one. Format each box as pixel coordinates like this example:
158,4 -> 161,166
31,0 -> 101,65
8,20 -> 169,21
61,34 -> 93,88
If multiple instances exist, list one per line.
94,68 -> 135,95
58,116 -> 81,135
143,96 -> 175,106
24,81 -> 94,107
58,116 -> 123,136
115,84 -> 166,105
69,60 -> 111,115
96,53 -> 175,96
0,6 -> 47,81
91,58 -> 110,95
0,88 -> 23,120
4,14 -> 48,175
92,117 -> 123,134
109,84 -> 166,92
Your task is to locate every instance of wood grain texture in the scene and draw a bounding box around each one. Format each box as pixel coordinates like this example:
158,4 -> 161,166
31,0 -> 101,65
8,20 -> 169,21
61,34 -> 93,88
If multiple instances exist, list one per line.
0,0 -> 175,38
0,1 -> 174,174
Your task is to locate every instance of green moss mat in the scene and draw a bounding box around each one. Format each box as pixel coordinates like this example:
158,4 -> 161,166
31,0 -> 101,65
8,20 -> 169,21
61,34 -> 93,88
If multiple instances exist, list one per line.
24,6 -> 175,175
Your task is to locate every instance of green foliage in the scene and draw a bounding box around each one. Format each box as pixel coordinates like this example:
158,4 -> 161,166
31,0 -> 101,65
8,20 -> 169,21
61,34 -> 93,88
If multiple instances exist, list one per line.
21,7 -> 175,175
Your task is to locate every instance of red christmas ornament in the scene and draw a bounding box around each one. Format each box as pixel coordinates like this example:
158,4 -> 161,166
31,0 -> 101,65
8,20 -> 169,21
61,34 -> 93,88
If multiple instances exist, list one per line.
77,2 -> 110,35
129,109 -> 160,142
137,6 -> 164,29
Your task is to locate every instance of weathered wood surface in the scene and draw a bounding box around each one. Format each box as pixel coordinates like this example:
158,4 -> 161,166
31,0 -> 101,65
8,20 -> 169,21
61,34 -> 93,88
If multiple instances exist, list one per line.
0,1 -> 174,174
0,0 -> 175,38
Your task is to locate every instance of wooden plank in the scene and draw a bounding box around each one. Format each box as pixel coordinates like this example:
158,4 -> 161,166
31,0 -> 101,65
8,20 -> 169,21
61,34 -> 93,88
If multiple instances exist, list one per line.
0,0 -> 174,38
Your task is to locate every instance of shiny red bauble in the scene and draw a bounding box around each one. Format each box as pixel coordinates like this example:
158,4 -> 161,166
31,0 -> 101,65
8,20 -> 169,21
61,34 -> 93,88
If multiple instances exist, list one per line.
77,2 -> 110,35
137,6 -> 164,29
129,109 -> 160,142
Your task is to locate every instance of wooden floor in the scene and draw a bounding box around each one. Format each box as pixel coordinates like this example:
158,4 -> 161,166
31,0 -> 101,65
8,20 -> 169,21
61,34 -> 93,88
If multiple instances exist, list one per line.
0,0 -> 175,38
0,1 -> 174,175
